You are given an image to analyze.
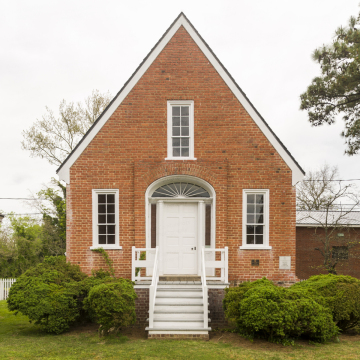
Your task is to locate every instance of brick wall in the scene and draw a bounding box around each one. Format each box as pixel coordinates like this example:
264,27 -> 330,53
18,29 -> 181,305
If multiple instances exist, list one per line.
134,288 -> 149,326
296,227 -> 360,279
66,25 -> 298,284
208,289 -> 227,328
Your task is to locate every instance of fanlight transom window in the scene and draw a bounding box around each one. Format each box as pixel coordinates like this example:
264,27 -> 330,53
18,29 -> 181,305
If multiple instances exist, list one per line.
151,182 -> 210,198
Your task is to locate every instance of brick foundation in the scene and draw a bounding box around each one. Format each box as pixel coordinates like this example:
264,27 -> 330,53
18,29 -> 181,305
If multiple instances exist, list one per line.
148,333 -> 209,340
208,289 -> 227,328
134,288 -> 149,326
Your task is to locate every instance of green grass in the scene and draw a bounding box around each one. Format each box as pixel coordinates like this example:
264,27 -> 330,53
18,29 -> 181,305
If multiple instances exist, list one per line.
1,300 -> 360,360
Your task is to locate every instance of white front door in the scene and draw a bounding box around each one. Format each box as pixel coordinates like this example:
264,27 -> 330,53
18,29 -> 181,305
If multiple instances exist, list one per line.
163,202 -> 198,275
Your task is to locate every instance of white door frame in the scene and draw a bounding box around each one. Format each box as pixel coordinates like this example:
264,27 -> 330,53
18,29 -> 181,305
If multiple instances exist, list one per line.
145,175 -> 216,275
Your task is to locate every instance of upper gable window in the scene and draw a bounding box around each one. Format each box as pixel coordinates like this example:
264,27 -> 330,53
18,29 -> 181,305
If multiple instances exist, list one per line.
166,100 -> 195,160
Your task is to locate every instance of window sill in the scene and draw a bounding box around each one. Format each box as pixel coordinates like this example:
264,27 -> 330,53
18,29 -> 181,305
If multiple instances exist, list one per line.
239,245 -> 272,250
90,245 -> 123,250
165,157 -> 197,161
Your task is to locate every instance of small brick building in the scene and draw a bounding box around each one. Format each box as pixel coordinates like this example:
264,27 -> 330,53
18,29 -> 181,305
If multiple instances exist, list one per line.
296,210 -> 360,279
57,13 -> 304,336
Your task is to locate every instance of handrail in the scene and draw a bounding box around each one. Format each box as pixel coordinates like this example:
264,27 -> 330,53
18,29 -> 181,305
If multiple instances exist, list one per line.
131,247 -> 156,281
201,247 -> 208,329
149,246 -> 159,328
203,247 -> 228,283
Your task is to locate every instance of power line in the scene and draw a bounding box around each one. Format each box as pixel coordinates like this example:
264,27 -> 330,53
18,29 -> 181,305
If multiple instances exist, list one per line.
0,198 -> 48,200
301,179 -> 360,182
1,213 -> 44,216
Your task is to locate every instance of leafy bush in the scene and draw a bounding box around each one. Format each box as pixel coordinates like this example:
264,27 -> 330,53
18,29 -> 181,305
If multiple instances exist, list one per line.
7,256 -> 113,334
84,279 -> 137,334
223,278 -> 275,322
223,278 -> 338,343
293,274 -> 360,331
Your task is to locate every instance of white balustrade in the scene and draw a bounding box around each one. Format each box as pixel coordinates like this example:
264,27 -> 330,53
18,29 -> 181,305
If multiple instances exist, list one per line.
131,247 -> 156,281
204,247 -> 228,283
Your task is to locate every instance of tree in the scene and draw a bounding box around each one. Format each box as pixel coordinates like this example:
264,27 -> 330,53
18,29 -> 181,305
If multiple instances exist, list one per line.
22,90 -> 112,166
300,10 -> 360,155
296,165 -> 360,274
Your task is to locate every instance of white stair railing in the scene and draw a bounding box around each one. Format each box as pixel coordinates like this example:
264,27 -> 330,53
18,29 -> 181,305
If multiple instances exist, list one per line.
201,247 -> 209,329
204,247 -> 228,283
131,247 -> 156,281
149,246 -> 160,329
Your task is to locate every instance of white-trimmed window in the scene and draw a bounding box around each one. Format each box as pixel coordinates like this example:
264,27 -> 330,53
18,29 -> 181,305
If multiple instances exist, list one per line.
240,189 -> 271,250
166,100 -> 195,160
91,189 -> 121,249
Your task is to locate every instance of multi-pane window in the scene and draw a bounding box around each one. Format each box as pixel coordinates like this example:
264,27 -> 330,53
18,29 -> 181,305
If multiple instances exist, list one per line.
172,106 -> 190,157
97,194 -> 116,244
246,194 -> 264,244
241,189 -> 270,249
92,189 -> 120,249
167,101 -> 194,160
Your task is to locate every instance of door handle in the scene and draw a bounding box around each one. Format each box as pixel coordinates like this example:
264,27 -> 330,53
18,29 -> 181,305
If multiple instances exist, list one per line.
191,247 -> 197,250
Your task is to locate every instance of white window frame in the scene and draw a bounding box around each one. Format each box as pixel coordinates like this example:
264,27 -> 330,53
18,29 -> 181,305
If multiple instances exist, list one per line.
240,189 -> 271,250
165,100 -> 196,160
91,189 -> 122,250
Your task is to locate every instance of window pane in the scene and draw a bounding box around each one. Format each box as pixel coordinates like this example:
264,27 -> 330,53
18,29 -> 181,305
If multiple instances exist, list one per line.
98,214 -> 106,223
181,147 -> 189,157
107,225 -> 115,234
181,117 -> 189,126
256,195 -> 264,204
247,204 -> 255,213
255,225 -> 263,234
247,214 -> 255,223
172,106 -> 180,116
181,138 -> 189,146
256,204 -> 263,214
255,214 -> 264,224
107,204 -> 115,213
172,117 -> 180,126
98,194 -> 106,203
107,194 -> 115,203
247,194 -> 255,203
99,225 -> 106,234
181,106 -> 189,116
173,127 -> 180,136
172,138 -> 180,147
247,235 -> 254,244
173,148 -> 180,157
181,127 -> 189,136
107,214 -> 115,223
107,235 -> 115,244
246,225 -> 255,235
99,235 -> 106,244
255,235 -> 263,244
98,204 -> 106,213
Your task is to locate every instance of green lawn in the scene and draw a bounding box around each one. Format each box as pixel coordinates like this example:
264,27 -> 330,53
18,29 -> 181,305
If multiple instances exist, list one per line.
1,300 -> 360,360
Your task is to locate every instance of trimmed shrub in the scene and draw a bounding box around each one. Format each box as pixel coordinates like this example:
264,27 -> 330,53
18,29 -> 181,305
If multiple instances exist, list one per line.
293,274 -> 360,331
237,286 -> 338,343
7,256 -> 113,334
223,278 -> 275,322
223,278 -> 338,343
84,279 -> 137,334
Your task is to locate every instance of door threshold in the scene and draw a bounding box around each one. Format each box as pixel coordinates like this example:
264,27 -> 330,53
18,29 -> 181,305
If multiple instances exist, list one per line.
160,275 -> 201,282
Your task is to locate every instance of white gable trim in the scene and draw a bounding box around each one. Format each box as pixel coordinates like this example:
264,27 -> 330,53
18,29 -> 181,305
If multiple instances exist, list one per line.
57,14 -> 304,185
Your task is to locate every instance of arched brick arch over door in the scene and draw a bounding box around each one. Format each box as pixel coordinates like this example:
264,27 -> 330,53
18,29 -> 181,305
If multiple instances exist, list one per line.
133,160 -> 229,249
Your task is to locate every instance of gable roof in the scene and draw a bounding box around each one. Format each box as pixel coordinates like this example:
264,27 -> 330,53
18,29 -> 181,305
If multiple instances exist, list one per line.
296,210 -> 360,227
57,12 -> 305,185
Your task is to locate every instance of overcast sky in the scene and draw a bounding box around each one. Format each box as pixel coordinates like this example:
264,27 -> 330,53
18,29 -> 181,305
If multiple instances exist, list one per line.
1,0 -> 359,216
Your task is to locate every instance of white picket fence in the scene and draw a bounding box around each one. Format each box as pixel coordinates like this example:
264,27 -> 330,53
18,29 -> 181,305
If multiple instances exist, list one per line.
0,278 -> 16,300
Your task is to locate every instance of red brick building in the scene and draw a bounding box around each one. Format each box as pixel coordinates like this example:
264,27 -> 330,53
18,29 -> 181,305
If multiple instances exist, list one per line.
57,13 -> 304,338
296,210 -> 360,279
